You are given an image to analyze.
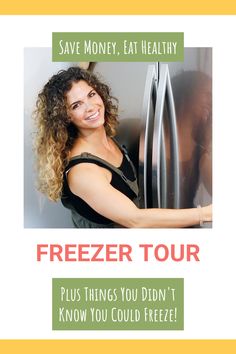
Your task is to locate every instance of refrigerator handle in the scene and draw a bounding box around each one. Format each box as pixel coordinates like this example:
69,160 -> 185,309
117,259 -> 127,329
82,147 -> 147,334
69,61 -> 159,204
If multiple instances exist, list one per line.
160,125 -> 167,208
155,63 -> 168,208
152,64 -> 180,209
166,67 -> 180,209
139,65 -> 157,208
152,64 -> 166,208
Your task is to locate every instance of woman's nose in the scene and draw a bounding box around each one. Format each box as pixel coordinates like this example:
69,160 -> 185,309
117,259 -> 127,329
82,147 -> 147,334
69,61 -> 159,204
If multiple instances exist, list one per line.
84,100 -> 94,111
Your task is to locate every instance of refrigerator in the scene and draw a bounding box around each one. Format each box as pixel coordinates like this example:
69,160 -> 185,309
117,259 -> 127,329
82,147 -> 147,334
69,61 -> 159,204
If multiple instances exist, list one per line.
93,48 -> 212,227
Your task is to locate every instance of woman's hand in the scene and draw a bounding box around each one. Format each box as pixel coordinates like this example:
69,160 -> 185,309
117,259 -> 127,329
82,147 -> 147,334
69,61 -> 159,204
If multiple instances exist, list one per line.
202,204 -> 212,223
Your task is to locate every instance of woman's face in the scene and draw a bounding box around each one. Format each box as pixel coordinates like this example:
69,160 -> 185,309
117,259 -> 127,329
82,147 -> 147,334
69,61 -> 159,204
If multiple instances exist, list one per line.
66,80 -> 105,132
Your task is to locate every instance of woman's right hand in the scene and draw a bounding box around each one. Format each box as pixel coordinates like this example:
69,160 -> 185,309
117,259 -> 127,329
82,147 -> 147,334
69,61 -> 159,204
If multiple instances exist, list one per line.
202,204 -> 212,223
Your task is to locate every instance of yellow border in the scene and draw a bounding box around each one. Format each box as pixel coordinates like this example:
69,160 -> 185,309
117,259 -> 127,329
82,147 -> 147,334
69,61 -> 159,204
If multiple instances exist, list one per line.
0,1 -> 236,14
0,340 -> 236,353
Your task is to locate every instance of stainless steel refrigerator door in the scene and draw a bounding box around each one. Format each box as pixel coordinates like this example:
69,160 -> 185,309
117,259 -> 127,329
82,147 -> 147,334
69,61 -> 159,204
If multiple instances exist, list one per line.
167,48 -> 212,211
93,52 -> 212,221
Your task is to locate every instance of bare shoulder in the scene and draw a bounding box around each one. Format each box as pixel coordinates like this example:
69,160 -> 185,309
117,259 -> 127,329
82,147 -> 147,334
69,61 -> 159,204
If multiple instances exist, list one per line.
67,163 -> 111,196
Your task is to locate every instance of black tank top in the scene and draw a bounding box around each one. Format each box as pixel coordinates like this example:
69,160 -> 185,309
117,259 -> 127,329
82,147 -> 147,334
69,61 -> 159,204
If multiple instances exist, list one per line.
61,147 -> 139,227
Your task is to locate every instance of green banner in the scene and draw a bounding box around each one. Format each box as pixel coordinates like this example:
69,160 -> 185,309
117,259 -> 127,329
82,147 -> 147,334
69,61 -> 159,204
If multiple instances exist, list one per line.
52,278 -> 184,330
52,32 -> 184,62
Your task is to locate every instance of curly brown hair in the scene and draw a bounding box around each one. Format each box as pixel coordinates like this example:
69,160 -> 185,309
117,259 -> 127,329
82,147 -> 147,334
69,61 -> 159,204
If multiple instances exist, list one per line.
33,66 -> 119,201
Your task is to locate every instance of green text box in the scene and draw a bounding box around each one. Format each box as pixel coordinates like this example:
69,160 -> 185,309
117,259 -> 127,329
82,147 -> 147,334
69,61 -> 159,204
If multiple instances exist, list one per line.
52,32 -> 184,62
52,278 -> 184,330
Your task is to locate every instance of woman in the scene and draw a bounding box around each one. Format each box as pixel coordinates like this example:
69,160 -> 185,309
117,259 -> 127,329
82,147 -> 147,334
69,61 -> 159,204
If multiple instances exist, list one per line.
34,66 -> 212,228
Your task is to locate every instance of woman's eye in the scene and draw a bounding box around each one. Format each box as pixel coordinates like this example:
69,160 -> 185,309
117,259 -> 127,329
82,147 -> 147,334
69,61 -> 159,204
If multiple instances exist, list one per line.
89,91 -> 96,97
72,103 -> 79,110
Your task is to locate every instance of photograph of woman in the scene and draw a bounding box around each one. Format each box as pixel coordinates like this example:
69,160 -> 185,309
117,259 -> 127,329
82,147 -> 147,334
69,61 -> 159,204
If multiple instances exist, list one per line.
33,66 -> 212,228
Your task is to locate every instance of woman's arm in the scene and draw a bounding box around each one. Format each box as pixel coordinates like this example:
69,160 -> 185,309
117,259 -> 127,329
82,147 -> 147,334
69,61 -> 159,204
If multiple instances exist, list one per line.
68,163 -> 212,228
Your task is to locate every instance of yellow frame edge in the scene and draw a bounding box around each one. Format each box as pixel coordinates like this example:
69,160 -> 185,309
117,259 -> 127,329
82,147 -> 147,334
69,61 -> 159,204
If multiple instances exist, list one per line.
0,340 -> 236,354
1,1 -> 236,14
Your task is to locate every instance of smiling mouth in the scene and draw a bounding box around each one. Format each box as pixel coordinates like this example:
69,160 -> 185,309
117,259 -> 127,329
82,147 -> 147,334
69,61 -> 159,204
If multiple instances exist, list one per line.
85,111 -> 100,121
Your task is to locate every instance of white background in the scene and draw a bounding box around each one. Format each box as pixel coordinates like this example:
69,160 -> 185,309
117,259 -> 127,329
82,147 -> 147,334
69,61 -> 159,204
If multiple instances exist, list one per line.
0,15 -> 235,339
